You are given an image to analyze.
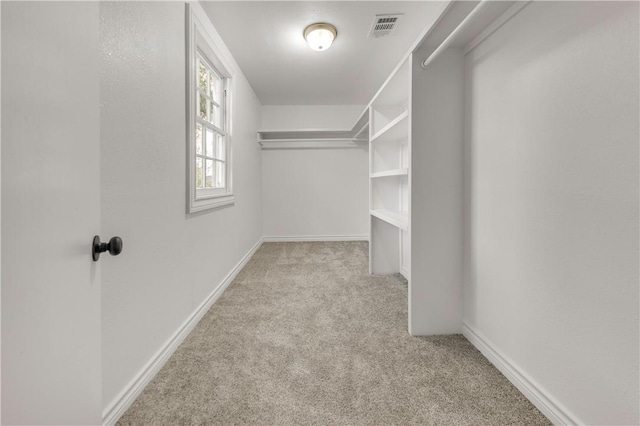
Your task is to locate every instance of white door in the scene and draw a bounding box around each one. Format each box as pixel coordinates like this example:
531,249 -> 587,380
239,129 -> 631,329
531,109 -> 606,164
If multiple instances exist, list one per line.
2,2 -> 102,424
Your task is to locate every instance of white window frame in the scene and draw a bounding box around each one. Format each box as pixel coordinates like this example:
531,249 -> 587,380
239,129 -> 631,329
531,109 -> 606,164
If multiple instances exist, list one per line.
186,3 -> 234,213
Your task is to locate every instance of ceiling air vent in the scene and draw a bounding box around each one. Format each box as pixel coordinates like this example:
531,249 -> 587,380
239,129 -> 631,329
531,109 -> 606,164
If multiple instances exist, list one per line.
368,14 -> 403,38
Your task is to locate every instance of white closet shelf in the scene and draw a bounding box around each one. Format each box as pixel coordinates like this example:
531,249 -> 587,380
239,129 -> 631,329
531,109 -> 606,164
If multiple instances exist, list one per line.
257,130 -> 367,149
370,209 -> 409,230
258,129 -> 353,140
259,139 -> 366,150
257,107 -> 370,149
370,110 -> 409,143
370,168 -> 408,178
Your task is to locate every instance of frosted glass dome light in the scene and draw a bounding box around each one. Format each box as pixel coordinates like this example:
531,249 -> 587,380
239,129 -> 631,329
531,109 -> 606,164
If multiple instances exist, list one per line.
304,23 -> 337,51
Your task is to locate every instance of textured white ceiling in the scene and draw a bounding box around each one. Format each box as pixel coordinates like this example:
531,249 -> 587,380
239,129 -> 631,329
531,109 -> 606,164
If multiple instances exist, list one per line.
201,1 -> 447,105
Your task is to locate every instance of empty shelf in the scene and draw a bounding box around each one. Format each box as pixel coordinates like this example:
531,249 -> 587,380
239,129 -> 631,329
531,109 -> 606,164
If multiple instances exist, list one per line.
370,111 -> 409,143
370,209 -> 408,230
370,168 -> 408,178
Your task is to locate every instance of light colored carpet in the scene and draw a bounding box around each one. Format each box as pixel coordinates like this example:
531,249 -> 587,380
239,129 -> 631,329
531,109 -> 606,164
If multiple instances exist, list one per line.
117,241 -> 550,425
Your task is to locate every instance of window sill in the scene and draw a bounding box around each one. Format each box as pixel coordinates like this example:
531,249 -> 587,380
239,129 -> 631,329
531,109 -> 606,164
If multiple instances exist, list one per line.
189,194 -> 235,213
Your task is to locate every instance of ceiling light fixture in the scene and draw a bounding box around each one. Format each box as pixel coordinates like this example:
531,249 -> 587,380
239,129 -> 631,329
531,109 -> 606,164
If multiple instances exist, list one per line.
303,23 -> 337,51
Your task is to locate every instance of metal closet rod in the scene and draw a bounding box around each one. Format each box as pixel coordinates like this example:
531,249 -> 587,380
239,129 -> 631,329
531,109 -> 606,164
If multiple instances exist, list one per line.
421,0 -> 490,69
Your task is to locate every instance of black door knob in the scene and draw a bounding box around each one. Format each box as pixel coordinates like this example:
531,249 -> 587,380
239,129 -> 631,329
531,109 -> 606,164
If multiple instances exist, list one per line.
92,236 -> 123,261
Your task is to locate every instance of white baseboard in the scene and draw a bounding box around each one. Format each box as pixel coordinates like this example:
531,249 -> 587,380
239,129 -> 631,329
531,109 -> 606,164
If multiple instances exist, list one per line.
400,267 -> 410,280
263,235 -> 369,242
102,238 -> 264,426
462,323 -> 583,425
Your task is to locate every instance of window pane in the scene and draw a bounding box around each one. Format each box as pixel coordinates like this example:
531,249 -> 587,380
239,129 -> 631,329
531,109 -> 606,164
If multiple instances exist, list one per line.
209,73 -> 218,102
216,162 -> 226,188
205,129 -> 214,158
210,103 -> 220,128
216,134 -> 225,160
199,61 -> 208,92
205,159 -> 214,188
196,124 -> 203,155
198,92 -> 207,121
196,157 -> 203,189
212,74 -> 224,104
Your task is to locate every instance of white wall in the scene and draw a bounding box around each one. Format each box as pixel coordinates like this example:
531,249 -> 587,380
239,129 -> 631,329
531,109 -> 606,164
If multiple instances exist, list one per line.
261,105 -> 364,130
261,105 -> 369,240
262,148 -> 369,239
100,1 -> 263,418
463,2 -> 639,424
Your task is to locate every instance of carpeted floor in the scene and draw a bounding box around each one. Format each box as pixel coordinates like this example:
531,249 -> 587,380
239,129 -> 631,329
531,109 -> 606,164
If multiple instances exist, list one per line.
117,241 -> 550,425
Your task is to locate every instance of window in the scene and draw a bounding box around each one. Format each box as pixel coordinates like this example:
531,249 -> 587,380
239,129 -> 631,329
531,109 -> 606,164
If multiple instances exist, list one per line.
196,56 -> 227,190
187,4 -> 234,212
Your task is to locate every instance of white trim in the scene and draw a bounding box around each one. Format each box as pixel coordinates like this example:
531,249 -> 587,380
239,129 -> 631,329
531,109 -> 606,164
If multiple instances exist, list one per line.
400,267 -> 410,280
190,194 -> 235,213
187,3 -> 234,214
462,323 -> 584,426
102,238 -> 264,426
263,235 -> 369,242
0,3 -> 3,421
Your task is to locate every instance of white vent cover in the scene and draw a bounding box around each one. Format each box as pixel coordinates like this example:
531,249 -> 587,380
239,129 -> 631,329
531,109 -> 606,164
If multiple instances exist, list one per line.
368,14 -> 403,38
